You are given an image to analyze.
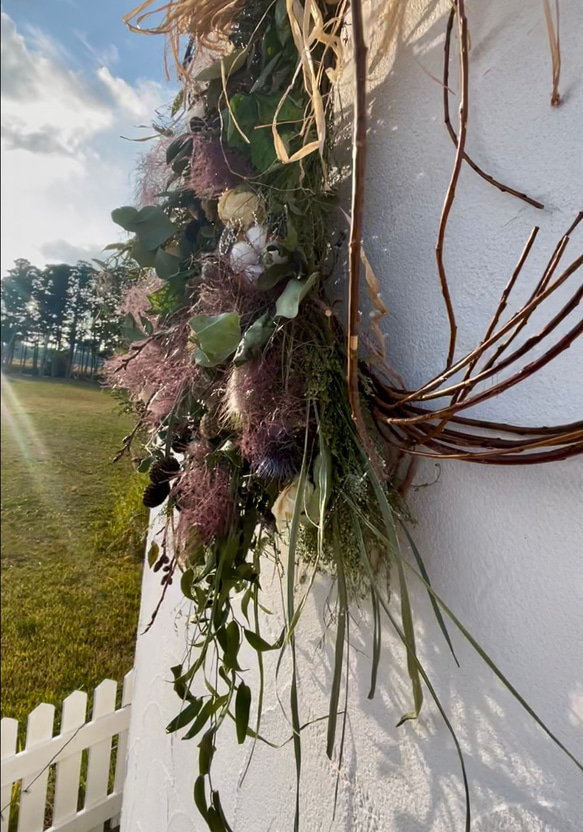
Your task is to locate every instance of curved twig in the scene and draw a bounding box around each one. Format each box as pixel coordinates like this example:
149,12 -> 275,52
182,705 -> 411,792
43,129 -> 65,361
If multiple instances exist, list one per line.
436,0 -> 470,368
443,8 -> 544,210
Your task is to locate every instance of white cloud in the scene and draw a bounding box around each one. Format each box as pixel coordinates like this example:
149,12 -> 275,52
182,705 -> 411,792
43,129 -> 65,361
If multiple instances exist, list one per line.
74,31 -> 120,69
1,12 -> 172,273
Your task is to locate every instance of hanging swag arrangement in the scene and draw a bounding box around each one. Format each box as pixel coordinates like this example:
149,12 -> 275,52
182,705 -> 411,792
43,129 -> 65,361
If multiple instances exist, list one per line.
105,0 -> 582,829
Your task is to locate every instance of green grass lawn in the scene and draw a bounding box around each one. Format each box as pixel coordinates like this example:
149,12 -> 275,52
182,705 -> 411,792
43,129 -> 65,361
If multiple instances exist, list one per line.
1,375 -> 147,727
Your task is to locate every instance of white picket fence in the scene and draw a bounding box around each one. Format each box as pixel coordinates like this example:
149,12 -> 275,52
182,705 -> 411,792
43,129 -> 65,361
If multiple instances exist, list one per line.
1,671 -> 133,832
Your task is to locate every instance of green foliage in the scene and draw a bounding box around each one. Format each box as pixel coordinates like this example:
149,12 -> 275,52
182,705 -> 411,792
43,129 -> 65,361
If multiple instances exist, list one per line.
275,273 -> 319,319
103,1 -> 583,827
111,205 -> 176,251
190,312 -> 242,366
233,314 -> 276,364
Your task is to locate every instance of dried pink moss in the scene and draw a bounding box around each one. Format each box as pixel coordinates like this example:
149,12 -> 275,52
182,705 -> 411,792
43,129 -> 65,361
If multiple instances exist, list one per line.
189,135 -> 251,199
174,442 -> 234,547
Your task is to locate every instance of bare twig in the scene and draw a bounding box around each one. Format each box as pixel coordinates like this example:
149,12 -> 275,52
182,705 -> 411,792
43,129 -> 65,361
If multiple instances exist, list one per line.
379,250 -> 583,408
452,227 -> 540,405
436,0 -> 470,368
543,0 -> 563,106
476,213 -> 581,377
345,0 -> 382,470
443,8 -> 544,210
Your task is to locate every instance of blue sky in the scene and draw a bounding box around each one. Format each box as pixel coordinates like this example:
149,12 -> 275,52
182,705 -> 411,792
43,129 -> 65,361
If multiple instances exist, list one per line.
1,1 -> 178,273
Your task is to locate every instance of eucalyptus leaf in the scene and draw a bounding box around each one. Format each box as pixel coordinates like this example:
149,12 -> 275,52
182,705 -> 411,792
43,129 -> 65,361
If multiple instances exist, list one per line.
183,698 -> 218,741
166,698 -> 203,733
256,262 -> 295,291
155,248 -> 181,280
198,728 -> 216,775
112,205 -> 176,250
147,541 -> 159,568
233,314 -> 276,364
194,776 -> 209,821
132,206 -> 177,251
244,628 -> 285,652
190,312 -> 241,366
111,206 -> 139,231
196,48 -> 248,82
275,272 -> 319,319
181,568 -> 196,600
130,238 -> 157,268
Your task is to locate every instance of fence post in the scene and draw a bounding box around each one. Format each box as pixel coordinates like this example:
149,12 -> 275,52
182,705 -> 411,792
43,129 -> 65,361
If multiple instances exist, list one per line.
1,719 -> 18,832
53,690 -> 88,825
17,703 -> 55,832
85,680 -> 117,832
110,670 -> 134,829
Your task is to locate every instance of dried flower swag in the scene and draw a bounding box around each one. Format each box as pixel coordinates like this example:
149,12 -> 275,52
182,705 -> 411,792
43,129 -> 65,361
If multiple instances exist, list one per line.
105,1 -> 582,829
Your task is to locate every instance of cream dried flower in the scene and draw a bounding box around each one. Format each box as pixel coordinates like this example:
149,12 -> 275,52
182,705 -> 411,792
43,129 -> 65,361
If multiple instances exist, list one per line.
272,476 -> 314,534
218,188 -> 264,230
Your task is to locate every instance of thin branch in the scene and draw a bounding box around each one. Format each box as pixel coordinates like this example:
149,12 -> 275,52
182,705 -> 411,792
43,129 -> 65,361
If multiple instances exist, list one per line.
346,0 -> 381,469
413,281 -> 583,404
543,0 -> 563,106
436,0 -> 470,368
443,8 -> 544,209
476,213 -> 581,377
452,226 -> 540,405
377,316 -> 583,426
379,251 -> 583,407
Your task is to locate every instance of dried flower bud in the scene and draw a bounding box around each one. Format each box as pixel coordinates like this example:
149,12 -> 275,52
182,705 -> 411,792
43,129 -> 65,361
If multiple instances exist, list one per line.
271,476 -> 314,534
150,456 -> 181,484
218,189 -> 264,230
143,481 -> 171,508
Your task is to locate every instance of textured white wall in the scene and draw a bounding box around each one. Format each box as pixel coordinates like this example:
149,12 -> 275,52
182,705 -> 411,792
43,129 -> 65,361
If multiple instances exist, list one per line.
122,1 -> 583,830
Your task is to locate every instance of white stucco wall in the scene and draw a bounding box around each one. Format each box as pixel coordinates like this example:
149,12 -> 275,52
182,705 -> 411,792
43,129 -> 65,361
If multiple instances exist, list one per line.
122,1 -> 583,830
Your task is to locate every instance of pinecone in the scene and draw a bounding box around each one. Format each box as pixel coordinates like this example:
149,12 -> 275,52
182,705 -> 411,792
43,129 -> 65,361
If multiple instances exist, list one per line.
150,456 -> 181,484
143,481 -> 171,508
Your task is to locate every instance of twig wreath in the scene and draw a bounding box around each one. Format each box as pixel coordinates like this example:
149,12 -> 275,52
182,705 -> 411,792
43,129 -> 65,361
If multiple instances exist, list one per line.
105,1 -> 582,829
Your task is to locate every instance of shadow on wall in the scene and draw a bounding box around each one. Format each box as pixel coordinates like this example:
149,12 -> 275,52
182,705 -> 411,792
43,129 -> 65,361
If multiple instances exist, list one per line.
284,547 -> 582,832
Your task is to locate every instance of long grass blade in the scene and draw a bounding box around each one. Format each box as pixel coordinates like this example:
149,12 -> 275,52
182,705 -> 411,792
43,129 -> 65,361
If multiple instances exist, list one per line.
400,527 -> 583,773
351,512 -> 471,831
349,497 -> 583,773
363,459 -> 424,722
285,401 -> 312,832
326,549 -> 347,758
368,587 -> 381,699
399,520 -> 460,666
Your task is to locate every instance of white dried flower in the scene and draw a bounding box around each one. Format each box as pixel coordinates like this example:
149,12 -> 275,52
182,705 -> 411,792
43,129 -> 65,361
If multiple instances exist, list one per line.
230,224 -> 269,280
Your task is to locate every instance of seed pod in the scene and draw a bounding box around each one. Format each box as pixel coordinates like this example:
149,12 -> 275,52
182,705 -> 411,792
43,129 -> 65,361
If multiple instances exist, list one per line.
143,481 -> 171,508
150,456 -> 181,485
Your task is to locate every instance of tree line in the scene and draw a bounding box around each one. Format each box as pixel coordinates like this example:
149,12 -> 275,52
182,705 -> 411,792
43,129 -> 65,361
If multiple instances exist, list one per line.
1,258 -> 132,378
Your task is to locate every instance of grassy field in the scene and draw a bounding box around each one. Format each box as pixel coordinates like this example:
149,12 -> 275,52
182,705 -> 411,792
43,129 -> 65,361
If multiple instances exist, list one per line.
1,375 -> 147,727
